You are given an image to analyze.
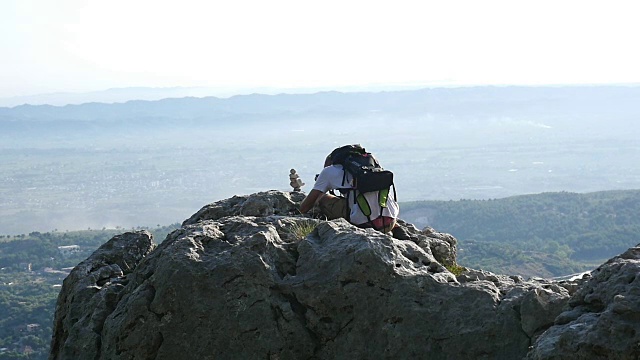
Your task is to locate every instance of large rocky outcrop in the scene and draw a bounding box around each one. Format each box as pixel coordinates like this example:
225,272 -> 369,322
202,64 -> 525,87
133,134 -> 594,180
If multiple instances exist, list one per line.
527,245 -> 640,359
51,190 -> 587,359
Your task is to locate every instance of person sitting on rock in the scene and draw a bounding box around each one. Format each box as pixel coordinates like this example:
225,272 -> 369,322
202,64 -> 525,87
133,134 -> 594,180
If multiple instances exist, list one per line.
300,144 -> 399,233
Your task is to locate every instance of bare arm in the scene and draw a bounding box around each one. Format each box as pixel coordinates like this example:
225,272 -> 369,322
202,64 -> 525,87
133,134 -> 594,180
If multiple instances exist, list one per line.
300,155 -> 333,214
299,189 -> 324,213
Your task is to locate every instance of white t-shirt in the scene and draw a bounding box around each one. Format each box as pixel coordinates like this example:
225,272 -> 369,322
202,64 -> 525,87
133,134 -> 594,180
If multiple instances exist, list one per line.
313,165 -> 400,225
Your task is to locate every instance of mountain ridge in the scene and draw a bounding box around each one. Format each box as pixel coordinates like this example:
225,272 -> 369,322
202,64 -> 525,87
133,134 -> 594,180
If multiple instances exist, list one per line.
2,85 -> 640,121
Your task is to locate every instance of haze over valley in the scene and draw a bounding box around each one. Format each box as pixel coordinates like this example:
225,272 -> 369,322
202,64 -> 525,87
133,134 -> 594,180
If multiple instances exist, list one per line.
1,86 -> 639,235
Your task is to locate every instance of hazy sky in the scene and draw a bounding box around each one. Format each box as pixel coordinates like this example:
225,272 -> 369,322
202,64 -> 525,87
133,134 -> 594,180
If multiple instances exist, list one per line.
2,0 -> 639,98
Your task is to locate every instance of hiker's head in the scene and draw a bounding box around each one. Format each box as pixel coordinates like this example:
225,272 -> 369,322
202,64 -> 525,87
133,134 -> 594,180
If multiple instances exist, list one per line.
328,144 -> 365,166
324,155 -> 333,167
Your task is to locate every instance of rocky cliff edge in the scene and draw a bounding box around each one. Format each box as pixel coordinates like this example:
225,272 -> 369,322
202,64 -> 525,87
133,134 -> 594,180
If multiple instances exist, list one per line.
49,190 -> 638,360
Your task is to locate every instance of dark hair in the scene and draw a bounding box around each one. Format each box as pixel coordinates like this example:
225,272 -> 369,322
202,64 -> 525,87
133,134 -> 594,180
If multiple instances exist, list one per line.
329,144 -> 366,165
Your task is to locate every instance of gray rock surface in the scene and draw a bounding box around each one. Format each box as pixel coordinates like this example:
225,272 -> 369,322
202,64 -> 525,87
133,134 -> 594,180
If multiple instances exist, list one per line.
527,244 -> 640,360
49,231 -> 156,360
182,190 -> 306,225
183,190 -> 458,267
50,191 -> 576,360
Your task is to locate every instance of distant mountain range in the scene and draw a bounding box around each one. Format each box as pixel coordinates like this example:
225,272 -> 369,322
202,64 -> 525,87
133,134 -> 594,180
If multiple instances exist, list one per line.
0,84 -> 431,108
2,85 -> 639,122
0,86 -> 267,108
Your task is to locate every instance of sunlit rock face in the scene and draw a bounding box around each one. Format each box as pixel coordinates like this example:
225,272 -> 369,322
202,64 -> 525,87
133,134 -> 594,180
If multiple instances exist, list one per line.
51,190 -> 584,360
527,245 -> 640,360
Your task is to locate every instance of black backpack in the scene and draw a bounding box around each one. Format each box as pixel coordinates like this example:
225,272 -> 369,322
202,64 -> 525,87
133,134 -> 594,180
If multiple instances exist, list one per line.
329,145 -> 395,194
328,145 -> 397,223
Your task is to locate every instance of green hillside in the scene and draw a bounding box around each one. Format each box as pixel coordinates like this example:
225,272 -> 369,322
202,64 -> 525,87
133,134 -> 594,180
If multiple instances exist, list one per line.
401,190 -> 640,277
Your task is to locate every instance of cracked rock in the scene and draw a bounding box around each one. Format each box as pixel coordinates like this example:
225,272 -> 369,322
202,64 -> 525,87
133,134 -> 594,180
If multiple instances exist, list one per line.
50,191 -> 586,360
